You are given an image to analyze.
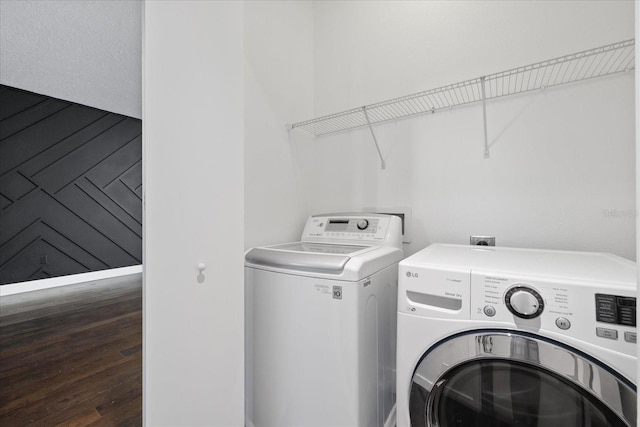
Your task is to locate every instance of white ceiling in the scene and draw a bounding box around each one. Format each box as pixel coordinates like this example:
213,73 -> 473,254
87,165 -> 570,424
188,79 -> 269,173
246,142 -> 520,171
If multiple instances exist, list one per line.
0,0 -> 142,119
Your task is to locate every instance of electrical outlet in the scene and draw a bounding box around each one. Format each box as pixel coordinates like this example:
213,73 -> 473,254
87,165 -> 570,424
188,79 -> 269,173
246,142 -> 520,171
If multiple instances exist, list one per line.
470,236 -> 495,246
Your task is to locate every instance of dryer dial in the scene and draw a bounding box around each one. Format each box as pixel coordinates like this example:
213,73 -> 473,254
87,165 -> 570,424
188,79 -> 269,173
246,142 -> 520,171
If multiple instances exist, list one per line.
505,286 -> 544,319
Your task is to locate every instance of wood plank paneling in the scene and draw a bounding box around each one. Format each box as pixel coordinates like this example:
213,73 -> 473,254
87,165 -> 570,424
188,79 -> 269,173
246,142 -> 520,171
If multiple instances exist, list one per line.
0,105 -> 106,175
0,99 -> 70,141
0,85 -> 142,285
0,88 -> 47,121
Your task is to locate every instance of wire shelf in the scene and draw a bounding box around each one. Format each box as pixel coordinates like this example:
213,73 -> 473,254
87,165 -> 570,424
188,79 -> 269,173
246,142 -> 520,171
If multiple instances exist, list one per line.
291,39 -> 635,137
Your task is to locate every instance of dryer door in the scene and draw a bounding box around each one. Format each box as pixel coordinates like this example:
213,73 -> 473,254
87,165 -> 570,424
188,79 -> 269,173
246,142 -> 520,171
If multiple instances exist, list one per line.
409,331 -> 636,427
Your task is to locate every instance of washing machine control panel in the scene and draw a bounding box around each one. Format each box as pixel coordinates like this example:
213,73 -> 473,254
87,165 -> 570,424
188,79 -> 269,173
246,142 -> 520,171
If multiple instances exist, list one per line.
324,218 -> 378,234
301,214 -> 402,247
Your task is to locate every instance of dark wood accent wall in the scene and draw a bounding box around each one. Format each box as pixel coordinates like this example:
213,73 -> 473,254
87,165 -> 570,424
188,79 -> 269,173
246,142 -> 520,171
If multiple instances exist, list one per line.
0,85 -> 142,285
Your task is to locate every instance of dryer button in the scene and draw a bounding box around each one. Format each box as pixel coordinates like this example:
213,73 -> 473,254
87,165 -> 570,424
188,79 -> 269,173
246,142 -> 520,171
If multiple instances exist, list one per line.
555,317 -> 571,330
596,327 -> 618,340
483,305 -> 496,317
624,332 -> 636,343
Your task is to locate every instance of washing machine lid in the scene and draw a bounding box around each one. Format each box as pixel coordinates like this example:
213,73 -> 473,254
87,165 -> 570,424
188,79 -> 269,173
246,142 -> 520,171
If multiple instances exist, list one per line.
245,242 -> 375,274
409,330 -> 636,427
270,242 -> 370,255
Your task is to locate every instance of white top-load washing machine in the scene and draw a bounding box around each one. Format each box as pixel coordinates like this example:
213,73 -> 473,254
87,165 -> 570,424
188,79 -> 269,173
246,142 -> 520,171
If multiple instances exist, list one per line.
245,213 -> 404,427
396,244 -> 637,427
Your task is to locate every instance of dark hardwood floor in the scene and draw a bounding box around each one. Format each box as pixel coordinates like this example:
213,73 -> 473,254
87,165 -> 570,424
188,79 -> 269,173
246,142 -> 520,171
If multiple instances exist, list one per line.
0,276 -> 142,426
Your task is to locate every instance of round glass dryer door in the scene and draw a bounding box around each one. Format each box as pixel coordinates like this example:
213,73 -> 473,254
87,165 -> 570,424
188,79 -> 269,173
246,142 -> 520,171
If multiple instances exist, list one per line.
409,331 -> 636,427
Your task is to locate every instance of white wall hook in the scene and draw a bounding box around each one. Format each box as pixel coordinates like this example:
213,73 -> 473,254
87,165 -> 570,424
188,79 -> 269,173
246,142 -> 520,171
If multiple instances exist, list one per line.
197,262 -> 206,271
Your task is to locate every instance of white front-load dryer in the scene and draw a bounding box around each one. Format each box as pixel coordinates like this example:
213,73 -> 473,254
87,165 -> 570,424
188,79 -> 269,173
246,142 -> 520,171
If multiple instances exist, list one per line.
396,244 -> 637,427
245,213 -> 404,427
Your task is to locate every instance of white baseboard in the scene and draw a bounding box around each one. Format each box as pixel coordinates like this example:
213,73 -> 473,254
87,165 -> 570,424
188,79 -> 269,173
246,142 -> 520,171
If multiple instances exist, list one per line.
0,265 -> 143,297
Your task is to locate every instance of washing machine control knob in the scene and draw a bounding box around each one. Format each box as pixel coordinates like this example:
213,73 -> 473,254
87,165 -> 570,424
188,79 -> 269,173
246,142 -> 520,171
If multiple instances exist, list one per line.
505,286 -> 544,319
357,219 -> 369,230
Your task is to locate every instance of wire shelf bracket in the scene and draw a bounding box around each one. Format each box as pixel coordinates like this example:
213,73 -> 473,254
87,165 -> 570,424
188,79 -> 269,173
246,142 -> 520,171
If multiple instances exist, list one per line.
289,39 -> 635,161
481,76 -> 490,159
363,106 -> 386,170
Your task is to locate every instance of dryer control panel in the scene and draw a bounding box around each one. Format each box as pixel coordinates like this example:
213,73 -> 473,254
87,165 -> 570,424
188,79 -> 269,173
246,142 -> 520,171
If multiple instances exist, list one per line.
398,244 -> 637,357
595,294 -> 636,327
469,271 -> 637,355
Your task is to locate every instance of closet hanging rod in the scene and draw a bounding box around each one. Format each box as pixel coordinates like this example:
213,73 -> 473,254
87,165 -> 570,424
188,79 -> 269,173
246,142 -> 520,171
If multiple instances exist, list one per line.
289,39 -> 635,137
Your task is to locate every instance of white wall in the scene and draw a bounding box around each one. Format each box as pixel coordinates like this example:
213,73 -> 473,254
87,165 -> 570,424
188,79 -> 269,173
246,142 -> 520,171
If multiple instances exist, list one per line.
312,0 -> 633,116
294,0 -> 636,259
244,1 -> 315,249
0,0 -> 141,118
144,1 -> 244,425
